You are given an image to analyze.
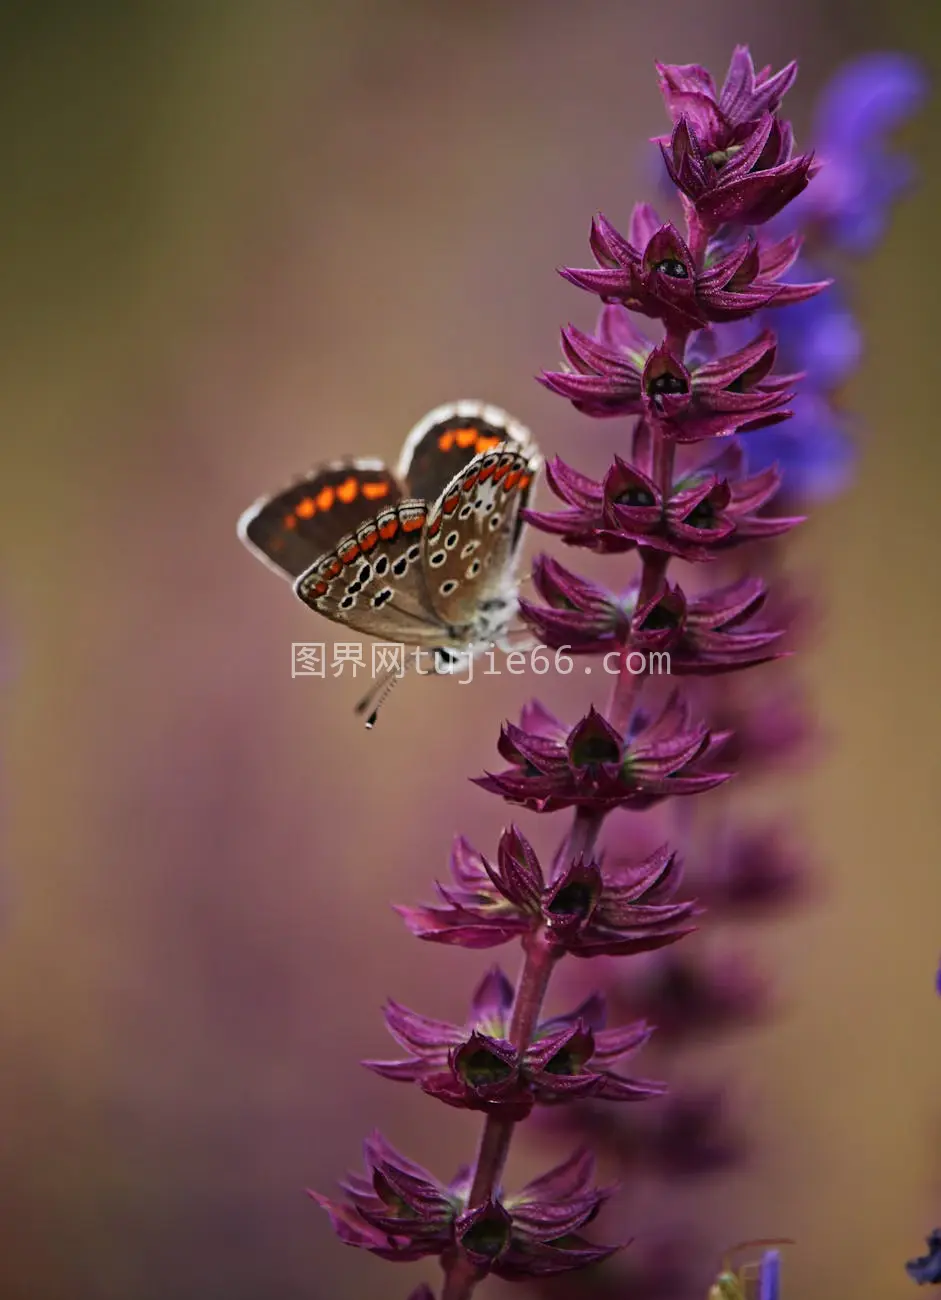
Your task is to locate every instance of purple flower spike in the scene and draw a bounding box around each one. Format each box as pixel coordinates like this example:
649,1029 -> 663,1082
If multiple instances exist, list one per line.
296,43 -> 923,1300
398,825 -> 697,957
364,965 -> 663,1117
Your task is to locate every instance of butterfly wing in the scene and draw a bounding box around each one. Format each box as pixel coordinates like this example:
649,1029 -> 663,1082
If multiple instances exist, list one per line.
238,460 -> 402,580
397,400 -> 534,504
422,440 -> 541,630
293,499 -> 449,644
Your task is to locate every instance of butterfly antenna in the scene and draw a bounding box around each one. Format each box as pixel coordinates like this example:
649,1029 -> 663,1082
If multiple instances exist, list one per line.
354,666 -> 392,723
354,663 -> 407,730
363,672 -> 400,729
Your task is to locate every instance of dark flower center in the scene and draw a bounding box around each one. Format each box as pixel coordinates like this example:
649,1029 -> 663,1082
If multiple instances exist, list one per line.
547,881 -> 595,920
460,1048 -> 514,1088
646,372 -> 687,397
544,1045 -> 589,1076
641,602 -> 680,631
653,257 -> 689,279
686,499 -> 719,529
461,1214 -> 511,1259
570,734 -> 621,767
614,485 -> 656,508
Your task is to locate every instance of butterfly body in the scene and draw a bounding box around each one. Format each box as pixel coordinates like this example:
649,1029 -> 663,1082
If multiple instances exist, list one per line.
238,401 -> 541,680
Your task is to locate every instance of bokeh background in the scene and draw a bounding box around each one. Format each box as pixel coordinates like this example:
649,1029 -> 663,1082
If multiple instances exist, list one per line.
0,2 -> 938,1298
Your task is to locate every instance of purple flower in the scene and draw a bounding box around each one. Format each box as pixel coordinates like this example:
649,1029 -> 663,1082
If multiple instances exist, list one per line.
473,696 -> 730,812
312,1138 -> 621,1279
364,965 -> 663,1118
519,554 -> 632,654
632,576 -> 785,673
397,824 -> 697,957
653,49 -> 816,229
541,311 -> 796,435
610,947 -> 768,1040
908,1229 -> 941,1285
559,207 -> 826,329
563,1083 -> 743,1177
659,112 -> 816,229
656,47 -> 798,147
524,435 -> 801,560
696,826 -> 807,915
520,558 -> 783,673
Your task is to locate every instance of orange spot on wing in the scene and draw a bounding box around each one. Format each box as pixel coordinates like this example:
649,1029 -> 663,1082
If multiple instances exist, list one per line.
427,515 -> 442,537
284,513 -> 297,529
379,518 -> 399,540
493,460 -> 511,482
442,492 -> 460,514
475,435 -> 501,454
296,497 -> 316,518
518,474 -> 532,491
401,511 -> 426,532
359,529 -> 379,551
312,579 -> 328,597
454,426 -> 478,449
503,469 -> 522,492
337,477 -> 359,504
326,559 -> 342,578
339,542 -> 360,564
362,481 -> 389,500
315,486 -> 335,511
438,431 -> 455,451
462,472 -> 479,491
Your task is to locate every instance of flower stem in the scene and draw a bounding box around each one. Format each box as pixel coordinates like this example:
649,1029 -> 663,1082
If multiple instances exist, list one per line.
441,930 -> 558,1300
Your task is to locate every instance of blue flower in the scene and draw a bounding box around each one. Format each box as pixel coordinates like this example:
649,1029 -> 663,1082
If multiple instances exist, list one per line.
766,270 -> 861,390
742,391 -> 856,503
808,53 -> 928,253
759,1248 -> 781,1300
906,1229 -> 941,1285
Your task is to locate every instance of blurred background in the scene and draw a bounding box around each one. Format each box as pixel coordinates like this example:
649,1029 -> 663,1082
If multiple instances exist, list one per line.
0,2 -> 938,1298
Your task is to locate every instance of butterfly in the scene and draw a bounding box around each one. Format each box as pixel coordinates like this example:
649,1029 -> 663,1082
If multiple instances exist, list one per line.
237,400 -> 542,724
